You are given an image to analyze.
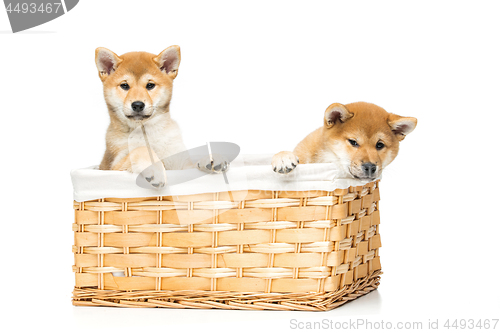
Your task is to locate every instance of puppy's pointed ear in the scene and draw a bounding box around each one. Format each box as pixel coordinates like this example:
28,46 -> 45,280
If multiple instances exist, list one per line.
324,103 -> 353,128
388,114 -> 417,141
154,45 -> 181,79
95,47 -> 122,81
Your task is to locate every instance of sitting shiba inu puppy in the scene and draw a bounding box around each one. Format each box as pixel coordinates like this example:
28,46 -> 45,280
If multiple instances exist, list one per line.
272,102 -> 417,180
95,46 -> 187,188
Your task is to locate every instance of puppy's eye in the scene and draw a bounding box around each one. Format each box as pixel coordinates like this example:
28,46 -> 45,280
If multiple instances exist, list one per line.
376,142 -> 385,150
146,83 -> 156,90
348,139 -> 359,147
120,83 -> 130,90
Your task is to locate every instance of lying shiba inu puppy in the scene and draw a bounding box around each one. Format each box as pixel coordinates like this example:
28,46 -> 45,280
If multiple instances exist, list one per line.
272,102 -> 417,180
95,45 -> 187,188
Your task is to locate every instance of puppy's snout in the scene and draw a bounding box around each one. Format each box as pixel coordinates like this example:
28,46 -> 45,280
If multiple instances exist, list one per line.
361,163 -> 377,177
131,101 -> 145,112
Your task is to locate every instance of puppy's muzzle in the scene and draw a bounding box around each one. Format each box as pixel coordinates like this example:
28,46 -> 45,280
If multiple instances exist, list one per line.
127,101 -> 150,120
361,163 -> 377,178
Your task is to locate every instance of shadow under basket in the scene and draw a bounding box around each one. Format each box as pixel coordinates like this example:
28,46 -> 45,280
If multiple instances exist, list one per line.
72,178 -> 382,311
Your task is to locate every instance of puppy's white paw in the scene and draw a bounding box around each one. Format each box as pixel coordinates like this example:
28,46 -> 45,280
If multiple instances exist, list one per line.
272,151 -> 300,174
140,161 -> 167,189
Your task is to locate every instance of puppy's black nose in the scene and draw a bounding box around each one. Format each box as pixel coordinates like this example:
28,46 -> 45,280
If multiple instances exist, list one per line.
131,101 -> 145,112
361,163 -> 377,177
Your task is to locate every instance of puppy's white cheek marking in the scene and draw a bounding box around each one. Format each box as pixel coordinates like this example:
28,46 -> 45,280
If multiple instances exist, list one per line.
318,144 -> 352,176
333,144 -> 353,171
153,87 -> 171,109
105,89 -> 125,112
382,151 -> 393,168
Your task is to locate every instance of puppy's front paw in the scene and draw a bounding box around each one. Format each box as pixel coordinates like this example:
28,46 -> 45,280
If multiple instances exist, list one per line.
197,154 -> 229,174
140,161 -> 167,189
272,151 -> 299,174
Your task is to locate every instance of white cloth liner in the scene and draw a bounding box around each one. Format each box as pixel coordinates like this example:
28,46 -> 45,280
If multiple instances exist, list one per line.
71,154 -> 377,202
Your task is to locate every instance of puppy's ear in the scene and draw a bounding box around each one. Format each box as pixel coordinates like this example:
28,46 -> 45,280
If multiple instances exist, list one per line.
95,47 -> 122,81
154,45 -> 181,79
388,114 -> 417,141
324,103 -> 353,128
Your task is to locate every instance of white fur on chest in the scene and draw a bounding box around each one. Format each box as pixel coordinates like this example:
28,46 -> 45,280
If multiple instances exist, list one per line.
112,115 -> 187,170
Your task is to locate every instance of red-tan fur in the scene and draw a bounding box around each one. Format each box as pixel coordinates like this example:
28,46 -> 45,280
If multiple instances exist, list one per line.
272,102 -> 417,180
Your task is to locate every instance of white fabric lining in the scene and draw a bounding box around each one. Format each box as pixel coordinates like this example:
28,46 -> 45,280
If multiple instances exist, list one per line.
71,154 -> 377,202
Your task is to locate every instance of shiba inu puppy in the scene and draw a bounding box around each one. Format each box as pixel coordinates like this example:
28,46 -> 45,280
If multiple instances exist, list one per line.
272,102 -> 417,180
95,45 -> 187,188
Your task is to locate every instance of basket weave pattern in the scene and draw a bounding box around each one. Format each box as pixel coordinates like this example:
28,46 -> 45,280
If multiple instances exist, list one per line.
72,181 -> 382,311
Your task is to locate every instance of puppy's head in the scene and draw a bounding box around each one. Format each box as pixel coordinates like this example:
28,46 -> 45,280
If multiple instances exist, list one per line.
95,46 -> 181,124
323,102 -> 417,180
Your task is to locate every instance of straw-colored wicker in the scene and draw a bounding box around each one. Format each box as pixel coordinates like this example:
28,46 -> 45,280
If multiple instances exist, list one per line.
72,181 -> 382,311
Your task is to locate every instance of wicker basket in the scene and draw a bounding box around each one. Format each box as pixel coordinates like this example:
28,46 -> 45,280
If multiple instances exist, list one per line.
72,170 -> 382,311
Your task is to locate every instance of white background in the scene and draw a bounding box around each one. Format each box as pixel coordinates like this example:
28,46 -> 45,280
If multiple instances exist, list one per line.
1,1 -> 499,332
